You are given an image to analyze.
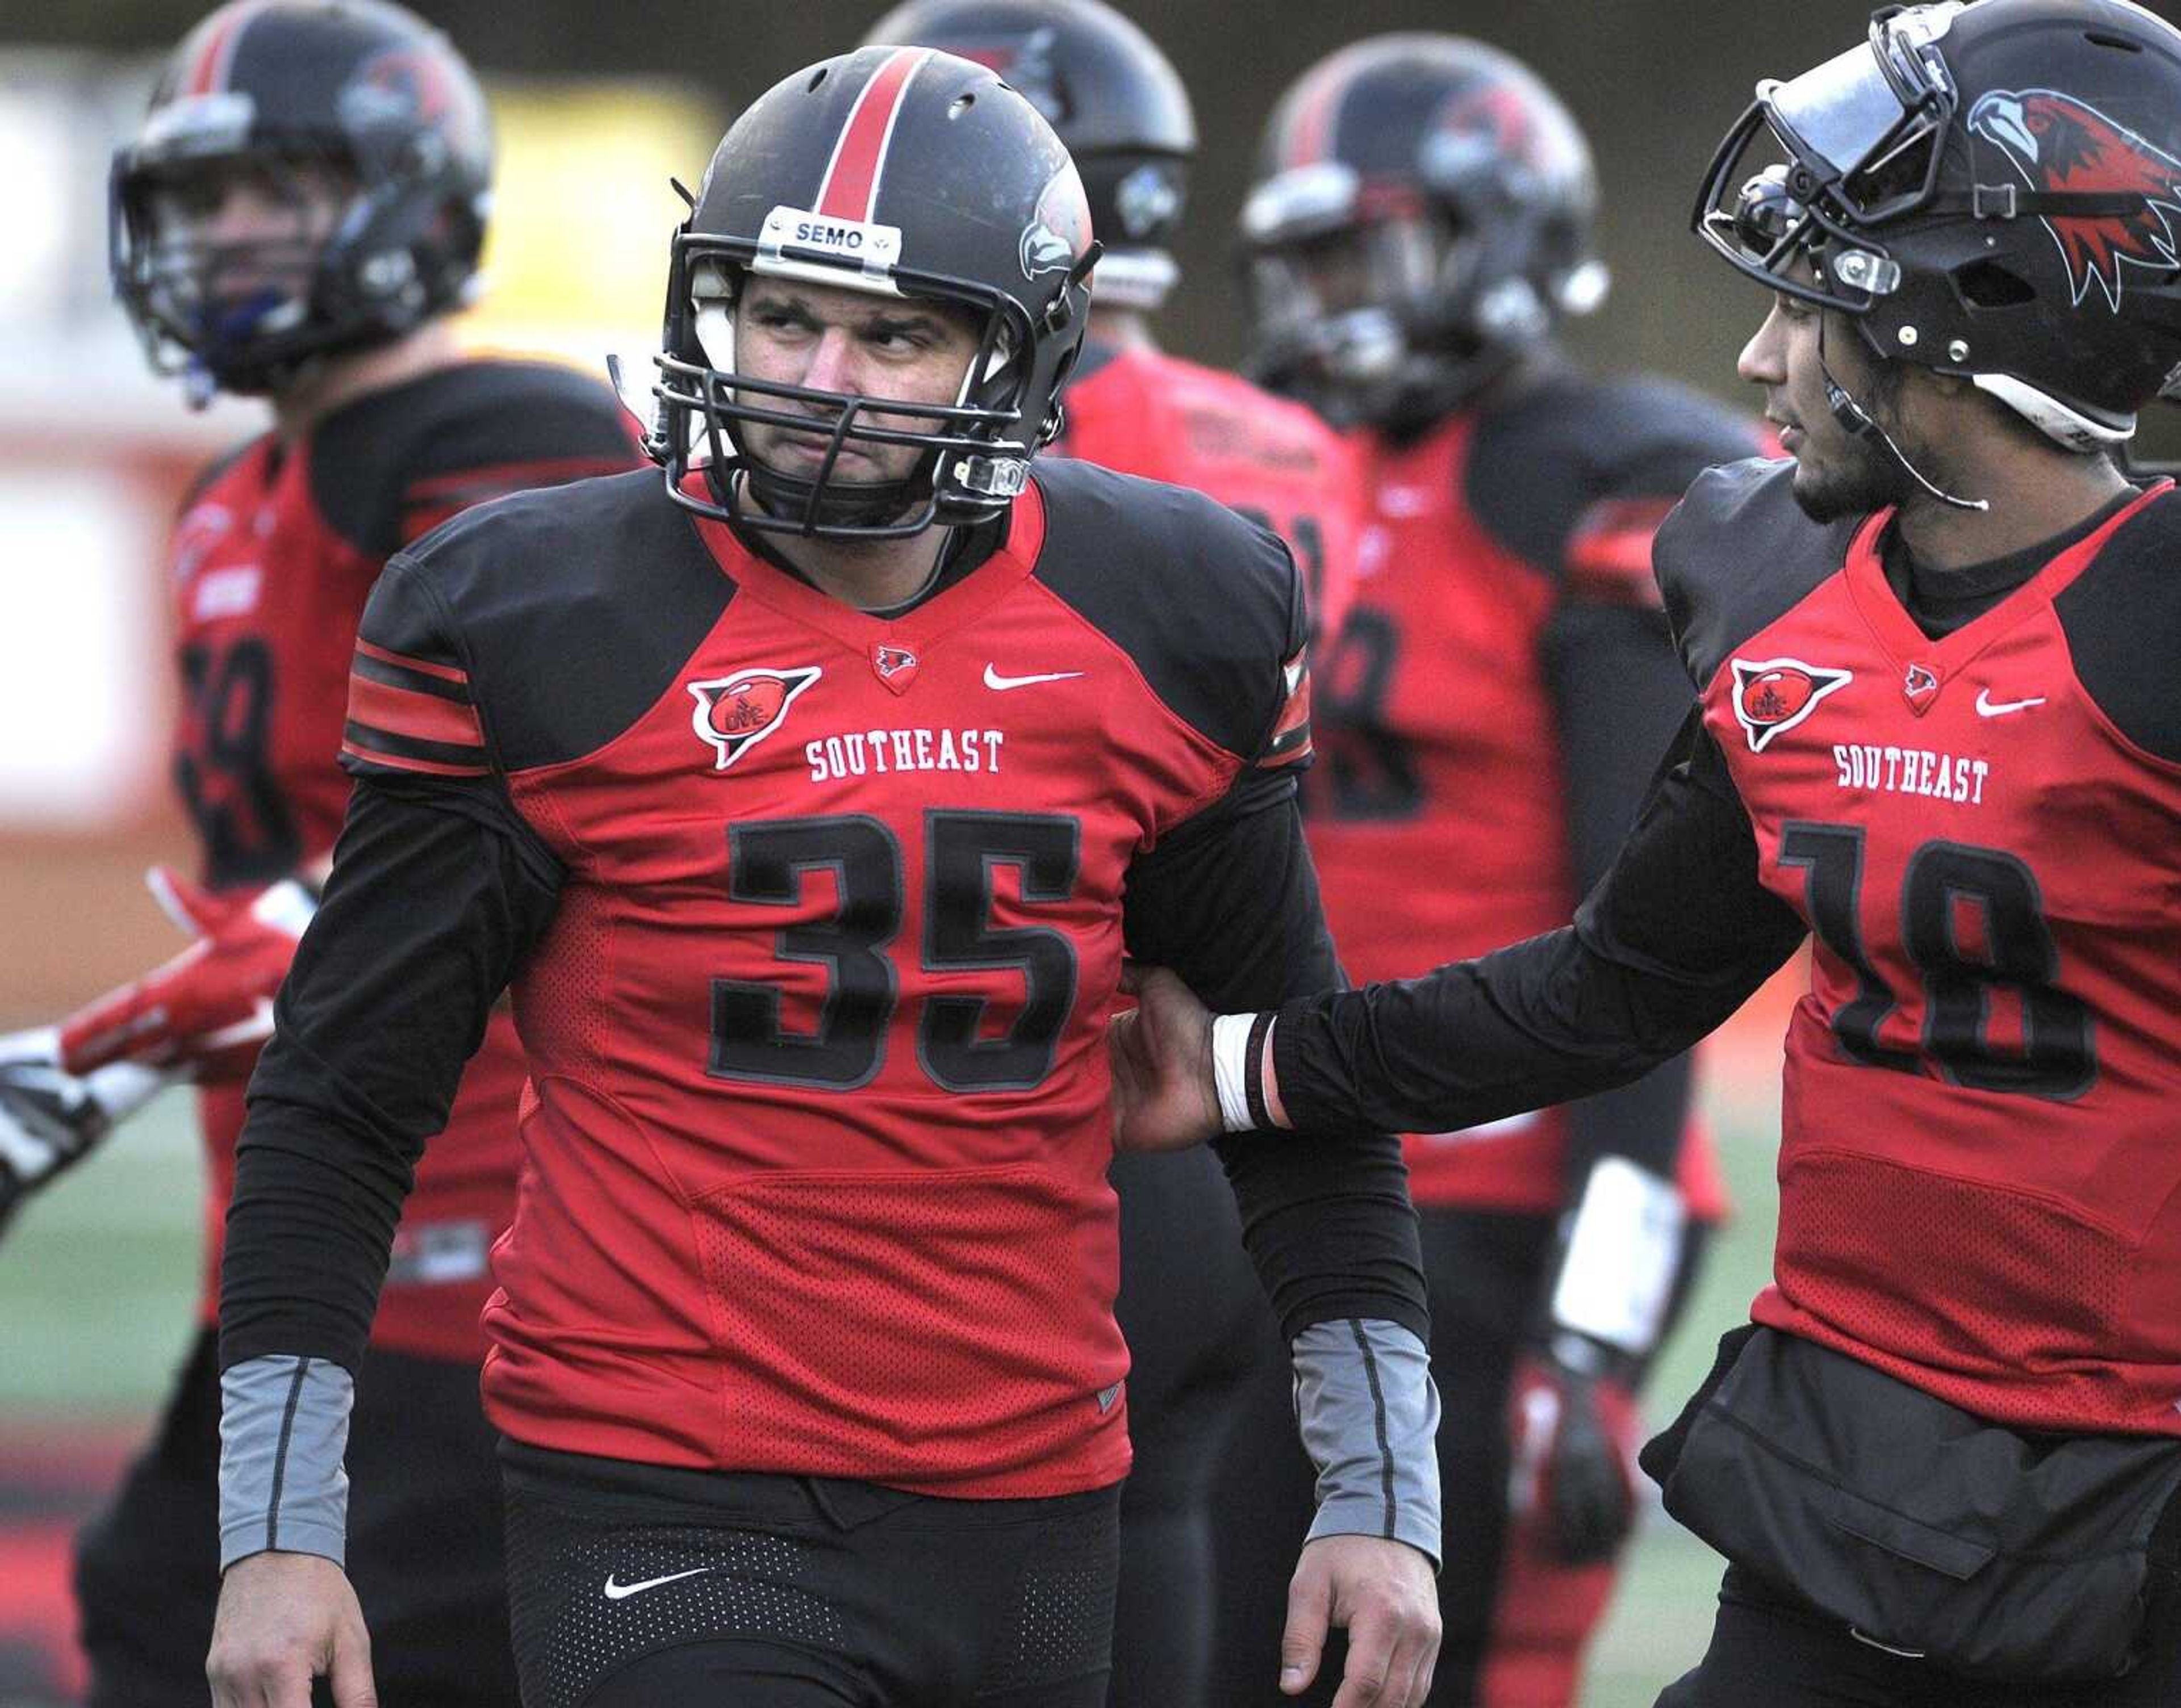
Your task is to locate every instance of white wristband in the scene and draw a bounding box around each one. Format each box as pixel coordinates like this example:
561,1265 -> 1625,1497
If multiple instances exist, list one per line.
1211,1012 -> 1261,1133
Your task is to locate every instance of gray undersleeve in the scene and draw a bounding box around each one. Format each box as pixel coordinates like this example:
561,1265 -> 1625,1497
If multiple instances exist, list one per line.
218,1353 -> 353,1569
1293,1318 -> 1442,1569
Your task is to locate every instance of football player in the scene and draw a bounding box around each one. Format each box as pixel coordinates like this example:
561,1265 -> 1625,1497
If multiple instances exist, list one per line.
202,45 -> 1440,1708
1112,1 -> 2181,1703
854,5 -> 1363,1701
1216,34 -> 1768,1707
0,3 -> 638,1703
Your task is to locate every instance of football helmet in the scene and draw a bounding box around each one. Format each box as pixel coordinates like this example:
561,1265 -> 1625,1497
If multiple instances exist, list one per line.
862,0 -> 1194,311
649,45 -> 1098,539
1697,0 -> 2181,450
111,0 -> 492,405
1238,34 -> 1607,427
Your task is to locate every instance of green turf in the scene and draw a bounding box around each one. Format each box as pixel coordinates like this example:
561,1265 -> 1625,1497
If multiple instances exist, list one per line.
0,1088 -> 205,1420
0,1073 -> 1786,1705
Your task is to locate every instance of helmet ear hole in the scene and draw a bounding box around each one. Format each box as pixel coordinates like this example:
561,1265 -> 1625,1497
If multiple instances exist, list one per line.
1953,260 -> 2038,310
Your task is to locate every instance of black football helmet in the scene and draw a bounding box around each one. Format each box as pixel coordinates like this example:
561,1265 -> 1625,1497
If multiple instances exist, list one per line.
1698,0 -> 2181,451
648,45 -> 1099,539
1238,34 -> 1608,427
111,0 -> 492,406
861,0 -> 1194,311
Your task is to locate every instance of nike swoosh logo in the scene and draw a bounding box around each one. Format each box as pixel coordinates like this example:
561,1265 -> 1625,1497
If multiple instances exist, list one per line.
984,665 -> 1084,690
1974,689 -> 2046,717
603,1567 -> 714,1601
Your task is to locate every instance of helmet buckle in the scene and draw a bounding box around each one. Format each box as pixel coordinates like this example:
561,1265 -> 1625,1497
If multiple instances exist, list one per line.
1971,182 -> 2018,221
953,453 -> 1030,499
1832,249 -> 1901,297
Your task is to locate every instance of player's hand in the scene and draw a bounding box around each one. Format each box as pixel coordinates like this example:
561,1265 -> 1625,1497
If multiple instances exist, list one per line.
58,867 -> 316,1083
1506,1342 -> 1643,1564
0,1029 -> 165,1235
1280,1534 -> 1440,1706
207,1550 -> 375,1708
1107,964 -> 1223,1153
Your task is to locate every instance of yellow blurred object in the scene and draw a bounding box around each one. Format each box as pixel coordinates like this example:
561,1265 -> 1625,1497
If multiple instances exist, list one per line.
459,78 -> 722,365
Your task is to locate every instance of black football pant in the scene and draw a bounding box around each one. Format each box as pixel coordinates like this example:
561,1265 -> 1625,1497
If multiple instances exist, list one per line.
74,1326 -> 517,1708
1209,1205 -> 1709,1708
1656,1563 -> 2181,1707
500,1444 -> 1121,1707
1107,1146 -> 1267,1708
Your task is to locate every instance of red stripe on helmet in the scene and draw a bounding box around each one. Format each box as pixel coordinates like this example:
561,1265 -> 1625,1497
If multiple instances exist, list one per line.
1285,58 -> 1349,169
186,4 -> 256,97
813,48 -> 930,224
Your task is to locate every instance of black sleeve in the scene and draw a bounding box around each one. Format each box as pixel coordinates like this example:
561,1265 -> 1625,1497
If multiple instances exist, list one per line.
1270,712 -> 1807,1140
1125,773 -> 1429,1350
1541,600 -> 1701,1187
218,777 -> 561,1375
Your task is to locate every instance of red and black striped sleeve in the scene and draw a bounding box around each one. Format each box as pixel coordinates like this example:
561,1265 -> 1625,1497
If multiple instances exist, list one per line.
340,560 -> 492,781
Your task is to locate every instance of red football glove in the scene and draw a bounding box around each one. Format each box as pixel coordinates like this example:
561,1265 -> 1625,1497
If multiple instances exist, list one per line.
57,868 -> 316,1084
1506,1337 -> 1645,1565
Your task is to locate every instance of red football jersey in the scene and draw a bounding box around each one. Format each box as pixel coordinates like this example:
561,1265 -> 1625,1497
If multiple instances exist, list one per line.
1302,376 -> 1761,1215
340,461 -> 1317,1493
1680,471 -> 2181,1434
1056,344 -> 1363,650
167,359 -> 635,1359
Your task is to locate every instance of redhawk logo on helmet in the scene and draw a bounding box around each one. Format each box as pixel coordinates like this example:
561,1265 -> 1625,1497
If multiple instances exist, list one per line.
1020,165 -> 1091,279
1968,87 -> 2181,311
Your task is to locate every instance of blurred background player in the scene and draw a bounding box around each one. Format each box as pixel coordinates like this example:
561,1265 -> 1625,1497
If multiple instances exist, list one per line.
0,2 -> 637,1702
855,5 -> 1363,1702
1215,34 -> 1769,1707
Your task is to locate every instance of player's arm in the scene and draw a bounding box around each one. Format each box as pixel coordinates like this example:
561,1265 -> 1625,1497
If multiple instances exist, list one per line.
207,558 -> 562,1699
1122,555 -> 1438,1701
1113,711 -> 1807,1150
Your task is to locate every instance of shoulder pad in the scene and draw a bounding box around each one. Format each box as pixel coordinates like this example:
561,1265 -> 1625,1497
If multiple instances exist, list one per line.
311,359 -> 638,558
378,468 -> 732,773
2053,484 -> 2181,764
1029,458 -> 1303,763
1469,372 -> 1768,592
1654,458 -> 1858,691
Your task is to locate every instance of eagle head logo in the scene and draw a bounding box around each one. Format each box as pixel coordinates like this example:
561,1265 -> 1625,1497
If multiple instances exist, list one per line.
1968,88 -> 2181,311
1020,164 -> 1090,281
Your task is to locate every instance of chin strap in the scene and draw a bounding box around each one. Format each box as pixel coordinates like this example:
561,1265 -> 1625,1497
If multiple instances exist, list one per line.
1820,321 -> 1990,514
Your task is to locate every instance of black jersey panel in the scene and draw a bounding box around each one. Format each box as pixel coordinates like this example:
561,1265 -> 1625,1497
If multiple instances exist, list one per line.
2053,488 -> 2181,765
379,470 -> 739,775
1467,371 -> 1765,583
1654,458 -> 1860,690
308,359 -> 636,559
1027,458 -> 1299,764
